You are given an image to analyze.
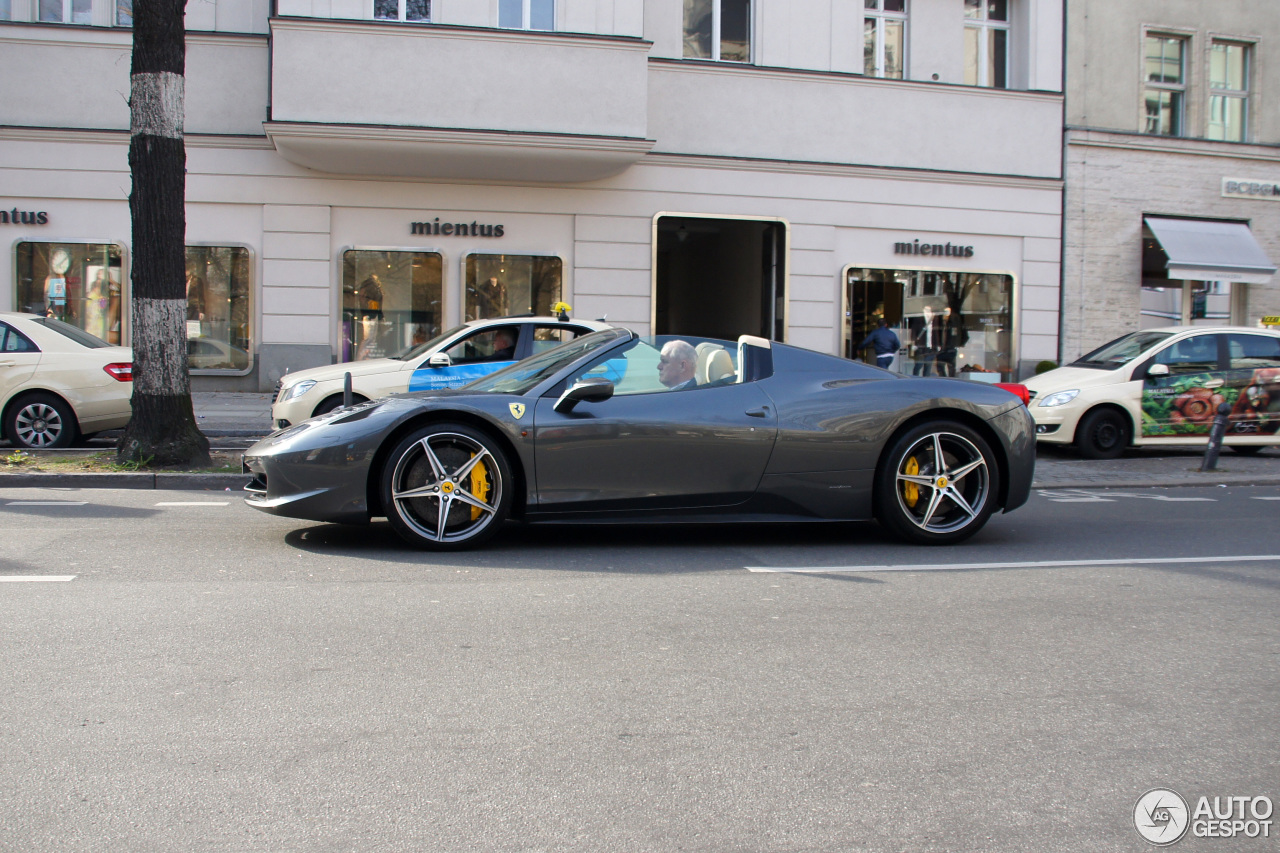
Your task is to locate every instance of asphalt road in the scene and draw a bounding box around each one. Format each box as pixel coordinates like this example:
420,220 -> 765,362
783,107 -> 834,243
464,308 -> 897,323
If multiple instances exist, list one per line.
2,486 -> 1278,852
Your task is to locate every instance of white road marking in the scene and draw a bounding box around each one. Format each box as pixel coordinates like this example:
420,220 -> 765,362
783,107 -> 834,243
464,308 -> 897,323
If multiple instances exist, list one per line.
4,501 -> 88,506
746,554 -> 1280,574
155,501 -> 230,506
1252,496 -> 1280,501
1039,489 -> 1216,503
0,575 -> 76,582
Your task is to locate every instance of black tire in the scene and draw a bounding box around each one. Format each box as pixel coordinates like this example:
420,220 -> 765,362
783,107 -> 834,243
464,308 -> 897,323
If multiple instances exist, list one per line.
1230,445 -> 1264,456
5,393 -> 78,449
875,420 -> 1001,545
312,394 -> 365,418
1074,408 -> 1130,460
381,423 -> 513,550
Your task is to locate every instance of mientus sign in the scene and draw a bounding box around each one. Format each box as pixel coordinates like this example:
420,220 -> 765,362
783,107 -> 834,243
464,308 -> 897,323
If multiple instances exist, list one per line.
894,238 -> 974,258
0,207 -> 49,225
410,217 -> 504,237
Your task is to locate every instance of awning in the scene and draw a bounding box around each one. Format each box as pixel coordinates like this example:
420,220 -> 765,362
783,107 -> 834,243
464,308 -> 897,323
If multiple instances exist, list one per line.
1144,216 -> 1277,284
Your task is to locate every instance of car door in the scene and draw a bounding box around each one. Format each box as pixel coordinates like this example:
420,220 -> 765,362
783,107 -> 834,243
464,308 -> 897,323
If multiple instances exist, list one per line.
530,337 -> 779,513
408,324 -> 522,392
1224,333 -> 1280,438
0,322 -> 41,405
1141,333 -> 1227,437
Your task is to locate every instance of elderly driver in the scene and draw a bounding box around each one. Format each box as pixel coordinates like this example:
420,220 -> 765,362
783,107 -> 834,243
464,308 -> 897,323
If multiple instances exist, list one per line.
657,339 -> 698,391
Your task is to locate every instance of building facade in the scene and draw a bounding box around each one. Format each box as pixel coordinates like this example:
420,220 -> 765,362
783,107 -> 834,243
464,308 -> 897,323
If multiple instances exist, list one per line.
2,0 -> 1063,390
1064,0 -> 1280,361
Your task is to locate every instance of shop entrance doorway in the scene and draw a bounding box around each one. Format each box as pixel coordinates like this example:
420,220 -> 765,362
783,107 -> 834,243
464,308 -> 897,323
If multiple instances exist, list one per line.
844,267 -> 1015,381
654,216 -> 787,341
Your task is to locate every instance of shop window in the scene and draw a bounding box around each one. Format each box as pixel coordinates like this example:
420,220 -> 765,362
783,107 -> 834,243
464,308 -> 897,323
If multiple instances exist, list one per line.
15,242 -> 125,345
185,246 -> 251,373
963,0 -> 1007,89
375,0 -> 429,22
863,0 -> 905,80
341,249 -> 444,363
683,0 -> 751,63
844,268 -> 1014,381
463,254 -> 563,322
499,0 -> 552,30
1208,41 -> 1249,142
1143,34 -> 1186,136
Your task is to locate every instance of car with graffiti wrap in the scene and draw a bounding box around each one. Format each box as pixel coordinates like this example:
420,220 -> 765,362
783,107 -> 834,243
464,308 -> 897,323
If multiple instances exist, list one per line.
1025,325 -> 1280,458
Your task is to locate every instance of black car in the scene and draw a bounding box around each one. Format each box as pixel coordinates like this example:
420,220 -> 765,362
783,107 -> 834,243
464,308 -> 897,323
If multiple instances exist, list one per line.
243,329 -> 1034,549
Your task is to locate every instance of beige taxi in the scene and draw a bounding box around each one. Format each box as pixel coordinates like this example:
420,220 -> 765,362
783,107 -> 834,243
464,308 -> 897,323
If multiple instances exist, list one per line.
1,312 -> 134,448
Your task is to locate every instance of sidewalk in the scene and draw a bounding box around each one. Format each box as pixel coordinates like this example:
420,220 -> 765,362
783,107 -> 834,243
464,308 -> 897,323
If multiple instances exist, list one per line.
2,392 -> 1278,491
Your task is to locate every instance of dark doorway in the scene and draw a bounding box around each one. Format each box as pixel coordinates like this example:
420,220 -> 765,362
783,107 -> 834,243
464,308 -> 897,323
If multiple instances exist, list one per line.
654,216 -> 787,341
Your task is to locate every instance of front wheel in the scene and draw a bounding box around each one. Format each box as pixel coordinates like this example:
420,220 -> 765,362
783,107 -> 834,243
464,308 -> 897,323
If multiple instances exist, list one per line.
875,421 -> 1001,545
381,423 -> 513,550
1074,408 -> 1130,460
5,393 -> 78,449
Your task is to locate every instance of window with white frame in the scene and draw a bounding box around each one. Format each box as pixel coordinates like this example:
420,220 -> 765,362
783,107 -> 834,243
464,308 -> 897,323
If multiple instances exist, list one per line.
1208,40 -> 1249,142
683,0 -> 751,63
499,0 -> 553,30
1142,34 -> 1186,136
38,0 -> 93,23
963,0 -> 1008,89
375,0 -> 429,22
863,0 -> 905,79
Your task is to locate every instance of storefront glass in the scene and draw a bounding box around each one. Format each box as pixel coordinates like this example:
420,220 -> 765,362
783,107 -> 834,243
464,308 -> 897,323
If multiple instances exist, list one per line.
15,241 -> 125,344
186,246 -> 251,372
464,254 -> 563,322
845,267 -> 1014,380
341,249 -> 444,362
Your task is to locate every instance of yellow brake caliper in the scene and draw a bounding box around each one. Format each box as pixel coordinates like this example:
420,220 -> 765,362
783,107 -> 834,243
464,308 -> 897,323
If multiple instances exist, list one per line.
902,456 -> 920,507
469,455 -> 490,520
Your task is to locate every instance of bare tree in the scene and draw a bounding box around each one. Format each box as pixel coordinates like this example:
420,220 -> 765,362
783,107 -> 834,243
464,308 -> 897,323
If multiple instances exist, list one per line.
117,0 -> 210,466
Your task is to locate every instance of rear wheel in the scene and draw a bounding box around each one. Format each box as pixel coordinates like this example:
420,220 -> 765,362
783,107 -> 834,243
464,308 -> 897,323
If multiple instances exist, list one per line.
5,393 -> 78,449
1230,445 -> 1264,456
381,423 -> 512,550
875,420 -> 1000,545
1075,408 -> 1130,460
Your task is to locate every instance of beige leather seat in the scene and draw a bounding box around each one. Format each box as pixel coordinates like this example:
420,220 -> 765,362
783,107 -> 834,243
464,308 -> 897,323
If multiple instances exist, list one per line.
695,342 -> 736,385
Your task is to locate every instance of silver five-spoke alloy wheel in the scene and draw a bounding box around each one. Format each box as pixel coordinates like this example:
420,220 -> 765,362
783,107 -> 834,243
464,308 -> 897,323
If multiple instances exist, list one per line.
876,420 -> 1000,544
382,424 -> 512,550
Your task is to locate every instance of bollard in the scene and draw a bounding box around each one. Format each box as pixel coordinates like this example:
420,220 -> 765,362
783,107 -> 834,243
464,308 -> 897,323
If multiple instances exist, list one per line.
343,371 -> 353,408
1199,402 -> 1232,472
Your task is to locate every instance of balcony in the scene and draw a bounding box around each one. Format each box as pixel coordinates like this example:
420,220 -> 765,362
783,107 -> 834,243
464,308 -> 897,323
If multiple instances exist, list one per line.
265,17 -> 654,182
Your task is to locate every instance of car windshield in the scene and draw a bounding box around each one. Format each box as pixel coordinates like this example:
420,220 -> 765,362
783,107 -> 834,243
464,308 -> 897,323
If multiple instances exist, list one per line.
462,329 -> 631,395
1072,331 -> 1173,369
391,325 -> 467,361
31,317 -> 111,349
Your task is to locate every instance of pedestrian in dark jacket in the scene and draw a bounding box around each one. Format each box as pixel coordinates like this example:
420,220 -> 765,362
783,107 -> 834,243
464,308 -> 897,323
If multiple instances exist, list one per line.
859,319 -> 901,370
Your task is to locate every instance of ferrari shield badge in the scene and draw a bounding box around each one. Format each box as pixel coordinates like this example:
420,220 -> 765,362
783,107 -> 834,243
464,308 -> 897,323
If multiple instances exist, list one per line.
508,402 -> 526,420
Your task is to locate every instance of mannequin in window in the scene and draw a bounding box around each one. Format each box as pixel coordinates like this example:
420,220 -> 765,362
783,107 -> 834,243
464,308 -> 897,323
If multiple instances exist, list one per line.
910,304 -> 944,377
44,248 -> 71,321
85,268 -> 112,341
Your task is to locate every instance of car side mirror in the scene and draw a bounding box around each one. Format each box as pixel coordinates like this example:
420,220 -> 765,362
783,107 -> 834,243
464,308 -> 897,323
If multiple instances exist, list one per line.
1145,362 -> 1169,378
428,353 -> 451,368
554,378 -> 614,414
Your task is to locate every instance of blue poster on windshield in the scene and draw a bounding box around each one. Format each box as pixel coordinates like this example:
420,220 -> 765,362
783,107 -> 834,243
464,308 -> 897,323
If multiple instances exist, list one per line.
409,361 -> 516,392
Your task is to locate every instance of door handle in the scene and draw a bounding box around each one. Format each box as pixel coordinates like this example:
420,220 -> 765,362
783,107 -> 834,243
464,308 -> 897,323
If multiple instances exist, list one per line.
1202,378 -> 1225,389
745,406 -> 770,418
0,360 -> 14,367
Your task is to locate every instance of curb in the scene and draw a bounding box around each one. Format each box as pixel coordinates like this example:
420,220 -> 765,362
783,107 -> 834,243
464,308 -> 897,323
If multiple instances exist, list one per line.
3,472 -> 1278,491
0,472 -> 247,490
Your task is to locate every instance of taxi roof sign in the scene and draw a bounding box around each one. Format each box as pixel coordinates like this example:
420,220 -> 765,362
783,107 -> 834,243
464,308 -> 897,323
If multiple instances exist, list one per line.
1263,315 -> 1280,326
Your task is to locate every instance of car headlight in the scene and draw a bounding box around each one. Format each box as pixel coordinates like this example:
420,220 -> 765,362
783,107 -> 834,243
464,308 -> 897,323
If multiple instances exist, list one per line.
282,379 -> 317,401
1037,389 -> 1080,408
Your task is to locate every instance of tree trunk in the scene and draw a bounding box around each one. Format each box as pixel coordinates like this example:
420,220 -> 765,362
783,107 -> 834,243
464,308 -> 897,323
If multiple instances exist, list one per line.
117,0 -> 209,467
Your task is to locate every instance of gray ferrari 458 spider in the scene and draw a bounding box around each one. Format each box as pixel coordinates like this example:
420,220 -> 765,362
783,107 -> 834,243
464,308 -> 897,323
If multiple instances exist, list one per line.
243,328 -> 1035,549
